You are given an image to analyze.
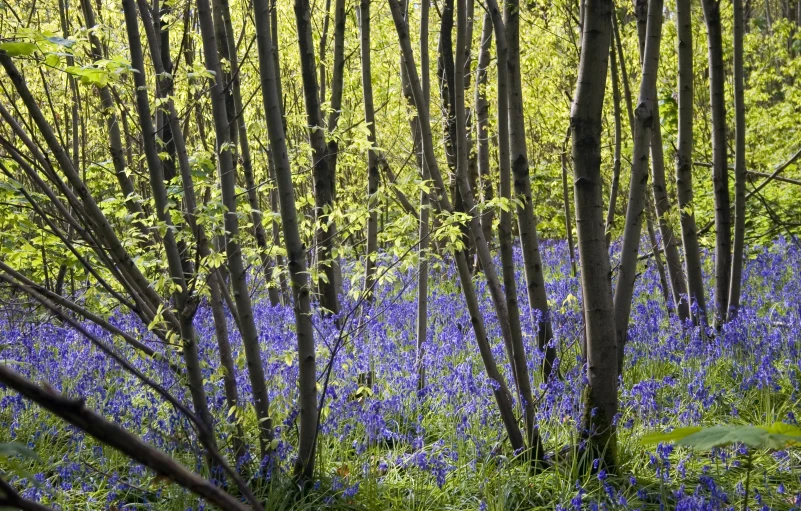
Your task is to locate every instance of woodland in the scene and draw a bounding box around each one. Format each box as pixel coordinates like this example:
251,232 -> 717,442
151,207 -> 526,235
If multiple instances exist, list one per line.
0,0 -> 801,507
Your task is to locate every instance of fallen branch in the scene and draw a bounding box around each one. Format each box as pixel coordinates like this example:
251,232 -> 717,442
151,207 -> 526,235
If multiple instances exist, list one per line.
0,364 -> 252,511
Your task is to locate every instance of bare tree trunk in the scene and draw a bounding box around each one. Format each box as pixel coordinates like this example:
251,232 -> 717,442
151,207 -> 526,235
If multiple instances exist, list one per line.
389,0 -> 528,453
437,0 -> 472,261
674,0 -> 707,326
208,276 -> 246,459
135,0 -> 249,457
254,0 -> 318,480
265,0 -> 291,305
570,0 -> 617,467
605,40 -> 622,247
476,13 -> 494,246
122,0 -> 217,456
728,0 -> 747,320
212,0 -> 282,306
295,0 -> 341,316
318,0 -> 333,104
505,0 -> 557,380
561,132 -> 577,277
358,0 -> 379,300
195,0 -> 274,455
701,0 -> 732,326
325,0 -> 347,298
646,203 -> 673,311
650,113 -> 690,321
632,0 -> 691,322
484,0 -> 539,450
416,0 -> 431,392
613,0 -> 663,374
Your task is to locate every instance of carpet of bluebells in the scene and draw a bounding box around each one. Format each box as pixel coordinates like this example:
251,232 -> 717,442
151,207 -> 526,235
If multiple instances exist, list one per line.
1,238 -> 801,510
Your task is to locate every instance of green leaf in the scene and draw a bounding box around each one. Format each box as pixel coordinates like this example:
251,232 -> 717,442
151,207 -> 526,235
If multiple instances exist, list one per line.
644,424 -> 801,451
676,426 -> 766,450
44,53 -> 60,67
0,41 -> 37,57
641,427 -> 702,445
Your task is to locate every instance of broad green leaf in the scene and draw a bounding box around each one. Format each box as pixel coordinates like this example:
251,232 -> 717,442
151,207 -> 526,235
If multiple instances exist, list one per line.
0,41 -> 37,57
641,426 -> 703,445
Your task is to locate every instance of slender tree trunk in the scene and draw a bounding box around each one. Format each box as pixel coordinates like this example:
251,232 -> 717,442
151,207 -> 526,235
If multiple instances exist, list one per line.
570,0 -> 618,467
561,131 -> 577,277
208,276 -> 246,459
728,0 -> 747,320
701,0 -> 732,326
326,0 -> 347,299
358,0 -> 379,300
294,0 -> 341,316
646,203 -> 673,311
613,0 -> 663,374
674,0 -> 707,325
606,40 -> 622,247
389,0 -> 529,453
505,0 -> 557,380
195,0 -> 274,455
650,113 -> 690,321
267,0 -> 291,305
136,0 -> 251,459
437,0 -> 472,260
122,0 -> 218,463
632,0 -> 691,322
416,0 -> 431,392
439,0 -> 457,173
154,0 -> 176,185
318,0 -> 333,105
253,0 -> 318,480
484,0 -> 539,450
475,16 -> 494,246
212,0 -> 282,306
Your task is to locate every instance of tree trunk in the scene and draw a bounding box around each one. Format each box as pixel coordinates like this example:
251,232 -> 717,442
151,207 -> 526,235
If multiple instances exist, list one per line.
674,0 -> 707,326
632,0 -> 691,322
195,0 -> 274,455
505,0 -> 557,380
728,0 -> 747,320
136,0 -> 251,458
613,0 -> 663,374
701,0 -> 732,326
485,0 -> 540,451
389,0 -> 528,453
475,16 -> 494,246
122,0 -> 217,452
646,203 -> 673,311
294,0 -> 341,316
416,0 -> 431,392
570,0 -> 618,467
212,0 -> 282,306
325,0 -> 347,298
605,40 -> 622,247
358,0 -> 379,300
208,273 -> 246,460
253,0 -> 318,480
561,131 -> 577,277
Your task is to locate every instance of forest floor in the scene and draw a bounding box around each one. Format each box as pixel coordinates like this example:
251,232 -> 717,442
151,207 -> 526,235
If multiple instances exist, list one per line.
1,239 -> 800,510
